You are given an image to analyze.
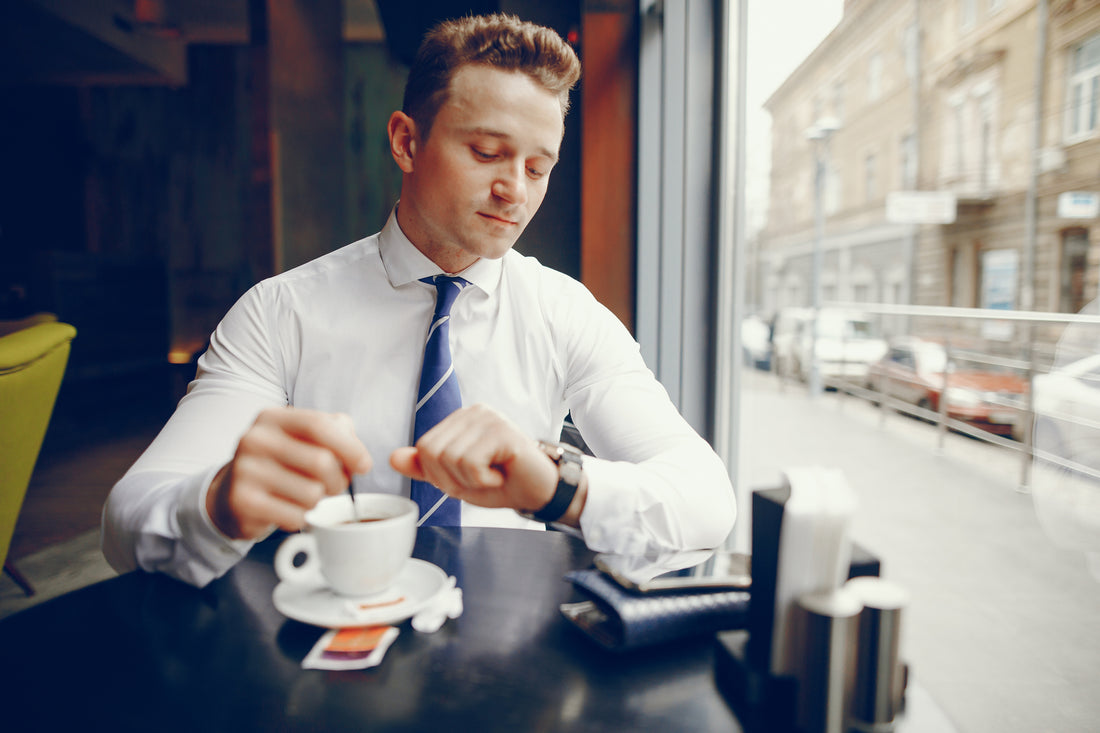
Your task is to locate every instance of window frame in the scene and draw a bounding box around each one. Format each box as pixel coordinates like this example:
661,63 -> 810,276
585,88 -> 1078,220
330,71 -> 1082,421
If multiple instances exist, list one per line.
1065,34 -> 1100,143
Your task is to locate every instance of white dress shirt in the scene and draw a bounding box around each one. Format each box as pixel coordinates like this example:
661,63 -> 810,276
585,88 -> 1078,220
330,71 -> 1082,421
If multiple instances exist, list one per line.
103,210 -> 736,586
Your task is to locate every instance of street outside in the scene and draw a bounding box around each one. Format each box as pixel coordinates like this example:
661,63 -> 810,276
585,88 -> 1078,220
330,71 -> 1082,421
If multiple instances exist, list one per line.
737,368 -> 1100,733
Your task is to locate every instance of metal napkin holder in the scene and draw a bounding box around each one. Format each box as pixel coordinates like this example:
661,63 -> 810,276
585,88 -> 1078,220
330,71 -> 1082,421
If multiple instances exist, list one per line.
714,484 -> 905,733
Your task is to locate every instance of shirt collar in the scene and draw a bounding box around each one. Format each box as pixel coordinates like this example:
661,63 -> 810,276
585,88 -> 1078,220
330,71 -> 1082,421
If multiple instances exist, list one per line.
378,205 -> 503,295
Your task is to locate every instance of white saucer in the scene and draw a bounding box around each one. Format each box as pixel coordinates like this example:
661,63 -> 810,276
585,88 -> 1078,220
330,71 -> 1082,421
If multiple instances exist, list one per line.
273,558 -> 448,628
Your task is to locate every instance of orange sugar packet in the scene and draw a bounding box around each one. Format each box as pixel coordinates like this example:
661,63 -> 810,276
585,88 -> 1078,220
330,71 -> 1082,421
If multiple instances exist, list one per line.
303,625 -> 400,670
326,626 -> 393,653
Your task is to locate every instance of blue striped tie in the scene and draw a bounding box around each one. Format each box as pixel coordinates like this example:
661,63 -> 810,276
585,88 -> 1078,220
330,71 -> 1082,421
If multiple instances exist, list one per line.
411,275 -> 469,526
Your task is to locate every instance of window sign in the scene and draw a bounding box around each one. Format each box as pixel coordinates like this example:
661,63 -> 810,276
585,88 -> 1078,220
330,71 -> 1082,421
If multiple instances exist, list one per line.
981,249 -> 1017,340
1057,191 -> 1100,219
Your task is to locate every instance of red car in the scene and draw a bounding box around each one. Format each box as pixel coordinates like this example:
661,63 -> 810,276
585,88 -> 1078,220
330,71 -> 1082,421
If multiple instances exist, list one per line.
866,337 -> 1028,438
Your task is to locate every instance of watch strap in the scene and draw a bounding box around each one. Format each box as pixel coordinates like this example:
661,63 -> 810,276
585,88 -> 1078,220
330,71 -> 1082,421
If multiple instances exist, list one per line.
531,441 -> 583,523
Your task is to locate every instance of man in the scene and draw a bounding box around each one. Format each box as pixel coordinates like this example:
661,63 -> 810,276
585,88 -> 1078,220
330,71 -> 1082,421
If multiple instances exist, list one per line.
103,13 -> 735,587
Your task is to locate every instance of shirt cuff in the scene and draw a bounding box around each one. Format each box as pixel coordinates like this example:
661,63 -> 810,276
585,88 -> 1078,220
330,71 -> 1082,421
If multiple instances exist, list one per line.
576,457 -> 658,556
176,465 -> 258,575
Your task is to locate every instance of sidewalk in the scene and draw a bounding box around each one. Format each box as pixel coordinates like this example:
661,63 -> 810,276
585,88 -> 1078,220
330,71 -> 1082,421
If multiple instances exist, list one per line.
738,370 -> 1100,733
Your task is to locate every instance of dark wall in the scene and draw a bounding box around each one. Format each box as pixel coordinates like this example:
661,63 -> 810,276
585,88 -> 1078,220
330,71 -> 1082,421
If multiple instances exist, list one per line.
350,0 -> 583,279
346,42 -> 408,240
501,0 -> 582,281
0,45 -> 258,378
0,5 -> 584,386
0,87 -> 86,312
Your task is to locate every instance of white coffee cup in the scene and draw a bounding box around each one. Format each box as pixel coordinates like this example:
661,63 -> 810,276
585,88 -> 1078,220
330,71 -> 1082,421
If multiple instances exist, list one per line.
274,494 -> 417,597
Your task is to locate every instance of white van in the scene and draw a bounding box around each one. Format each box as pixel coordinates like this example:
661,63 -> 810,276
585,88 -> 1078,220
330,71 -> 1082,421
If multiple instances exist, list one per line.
793,308 -> 887,384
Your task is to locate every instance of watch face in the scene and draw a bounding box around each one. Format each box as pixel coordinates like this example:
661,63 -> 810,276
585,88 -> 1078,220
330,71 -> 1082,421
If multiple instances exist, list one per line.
559,461 -> 583,484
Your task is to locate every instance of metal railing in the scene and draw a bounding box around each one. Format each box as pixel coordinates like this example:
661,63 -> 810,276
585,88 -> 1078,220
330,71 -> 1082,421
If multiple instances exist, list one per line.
771,301 -> 1100,492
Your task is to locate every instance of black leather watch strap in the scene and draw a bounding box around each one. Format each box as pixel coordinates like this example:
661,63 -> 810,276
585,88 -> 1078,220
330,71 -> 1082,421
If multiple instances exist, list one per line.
531,441 -> 584,523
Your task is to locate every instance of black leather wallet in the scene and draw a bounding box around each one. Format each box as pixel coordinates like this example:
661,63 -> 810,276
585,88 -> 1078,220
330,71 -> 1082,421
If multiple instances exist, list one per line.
560,569 -> 750,651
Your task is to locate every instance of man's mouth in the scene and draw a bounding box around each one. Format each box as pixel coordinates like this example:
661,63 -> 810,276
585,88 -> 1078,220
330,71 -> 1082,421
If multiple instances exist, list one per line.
478,212 -> 519,226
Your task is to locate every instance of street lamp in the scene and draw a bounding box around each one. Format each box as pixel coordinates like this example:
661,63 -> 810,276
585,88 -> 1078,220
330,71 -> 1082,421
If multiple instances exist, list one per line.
805,116 -> 840,398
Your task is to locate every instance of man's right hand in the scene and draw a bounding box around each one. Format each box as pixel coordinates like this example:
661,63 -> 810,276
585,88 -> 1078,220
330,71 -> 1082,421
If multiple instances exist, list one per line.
205,407 -> 373,539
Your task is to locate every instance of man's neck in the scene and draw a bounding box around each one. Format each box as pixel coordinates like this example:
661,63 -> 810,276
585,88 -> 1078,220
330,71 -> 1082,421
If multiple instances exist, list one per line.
394,201 -> 480,274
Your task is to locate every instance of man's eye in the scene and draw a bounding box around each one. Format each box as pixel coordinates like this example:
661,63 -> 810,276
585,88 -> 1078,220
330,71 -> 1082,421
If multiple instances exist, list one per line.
472,148 -> 496,160
527,167 -> 547,180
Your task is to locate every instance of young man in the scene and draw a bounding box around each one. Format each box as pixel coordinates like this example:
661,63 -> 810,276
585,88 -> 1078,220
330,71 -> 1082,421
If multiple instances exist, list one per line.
103,14 -> 735,587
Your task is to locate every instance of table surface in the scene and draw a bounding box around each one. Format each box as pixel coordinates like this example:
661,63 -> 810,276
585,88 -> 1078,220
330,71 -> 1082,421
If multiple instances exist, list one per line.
0,527 -> 957,732
0,527 -> 744,732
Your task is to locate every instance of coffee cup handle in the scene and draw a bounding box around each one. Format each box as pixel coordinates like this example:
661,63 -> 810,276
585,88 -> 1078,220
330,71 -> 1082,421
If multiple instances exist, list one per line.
274,533 -> 318,584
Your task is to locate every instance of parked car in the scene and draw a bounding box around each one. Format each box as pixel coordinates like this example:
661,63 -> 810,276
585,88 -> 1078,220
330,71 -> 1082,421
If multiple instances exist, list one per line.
866,337 -> 1028,438
1032,352 -> 1100,471
771,307 -> 886,383
792,308 -> 887,384
741,314 -> 772,370
1029,347 -> 1100,574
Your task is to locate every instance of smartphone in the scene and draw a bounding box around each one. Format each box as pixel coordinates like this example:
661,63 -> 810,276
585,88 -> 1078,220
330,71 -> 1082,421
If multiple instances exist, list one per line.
595,549 -> 752,594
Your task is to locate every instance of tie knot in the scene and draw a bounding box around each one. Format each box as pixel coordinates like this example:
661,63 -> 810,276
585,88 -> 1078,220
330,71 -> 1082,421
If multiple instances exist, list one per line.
421,275 -> 469,317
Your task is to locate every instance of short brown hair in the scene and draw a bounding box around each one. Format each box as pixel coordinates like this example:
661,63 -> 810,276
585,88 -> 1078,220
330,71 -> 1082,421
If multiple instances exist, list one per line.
402,13 -> 581,140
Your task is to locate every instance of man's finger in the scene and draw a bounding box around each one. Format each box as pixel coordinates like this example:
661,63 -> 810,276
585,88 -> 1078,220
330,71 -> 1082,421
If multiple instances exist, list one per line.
389,447 -> 425,481
232,453 -> 328,508
259,408 -> 373,475
238,425 -> 345,491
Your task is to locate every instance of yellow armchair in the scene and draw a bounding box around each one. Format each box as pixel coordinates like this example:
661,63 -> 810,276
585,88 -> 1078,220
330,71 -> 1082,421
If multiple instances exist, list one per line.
0,320 -> 77,595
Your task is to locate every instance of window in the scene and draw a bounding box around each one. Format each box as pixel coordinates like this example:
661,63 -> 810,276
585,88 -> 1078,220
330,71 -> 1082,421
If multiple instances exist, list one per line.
868,52 -> 883,101
1067,34 -> 1100,141
978,91 -> 994,191
1061,228 -> 1090,314
951,244 -> 976,307
887,279 -> 902,305
980,248 -> 1018,311
864,152 -> 877,202
890,346 -> 916,371
833,80 -> 846,123
904,22 -> 919,80
951,98 -> 965,177
941,80 -> 1000,191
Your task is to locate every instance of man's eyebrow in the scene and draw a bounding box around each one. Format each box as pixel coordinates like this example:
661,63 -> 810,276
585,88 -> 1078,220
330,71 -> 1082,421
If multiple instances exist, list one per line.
464,126 -> 559,164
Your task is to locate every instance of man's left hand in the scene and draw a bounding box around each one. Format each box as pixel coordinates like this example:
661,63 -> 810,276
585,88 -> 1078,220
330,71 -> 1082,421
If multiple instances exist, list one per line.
389,404 -> 585,526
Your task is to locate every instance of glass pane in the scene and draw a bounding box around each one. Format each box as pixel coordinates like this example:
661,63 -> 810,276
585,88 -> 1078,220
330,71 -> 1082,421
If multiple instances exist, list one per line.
1091,75 -> 1098,131
1077,34 -> 1100,72
741,4 -> 1099,731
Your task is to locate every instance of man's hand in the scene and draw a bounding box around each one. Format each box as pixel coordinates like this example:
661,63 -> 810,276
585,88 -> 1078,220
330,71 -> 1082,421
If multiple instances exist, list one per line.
389,404 -> 587,526
206,408 -> 372,539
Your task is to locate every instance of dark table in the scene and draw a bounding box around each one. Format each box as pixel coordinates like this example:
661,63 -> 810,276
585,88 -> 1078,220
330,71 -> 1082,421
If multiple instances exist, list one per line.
0,528 -> 743,732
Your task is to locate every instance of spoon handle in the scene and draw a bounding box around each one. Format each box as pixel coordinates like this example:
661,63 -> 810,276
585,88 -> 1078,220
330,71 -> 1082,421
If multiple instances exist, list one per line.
347,483 -> 359,519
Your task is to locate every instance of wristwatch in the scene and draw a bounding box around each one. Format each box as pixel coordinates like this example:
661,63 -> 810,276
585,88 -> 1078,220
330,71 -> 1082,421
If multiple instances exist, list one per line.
526,440 -> 585,523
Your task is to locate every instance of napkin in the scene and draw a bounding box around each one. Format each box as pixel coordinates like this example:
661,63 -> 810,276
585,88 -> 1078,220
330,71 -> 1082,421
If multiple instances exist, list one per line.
769,467 -> 857,676
411,576 -> 463,633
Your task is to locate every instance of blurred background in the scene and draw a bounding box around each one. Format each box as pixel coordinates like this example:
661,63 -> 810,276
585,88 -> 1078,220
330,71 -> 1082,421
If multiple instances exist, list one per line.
2,1 -> 1099,730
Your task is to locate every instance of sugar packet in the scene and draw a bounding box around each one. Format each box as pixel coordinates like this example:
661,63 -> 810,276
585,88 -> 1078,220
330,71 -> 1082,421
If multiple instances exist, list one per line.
302,625 -> 400,671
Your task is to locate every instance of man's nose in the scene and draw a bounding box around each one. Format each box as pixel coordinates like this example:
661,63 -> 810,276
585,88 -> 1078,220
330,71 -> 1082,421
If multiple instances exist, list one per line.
492,161 -> 528,205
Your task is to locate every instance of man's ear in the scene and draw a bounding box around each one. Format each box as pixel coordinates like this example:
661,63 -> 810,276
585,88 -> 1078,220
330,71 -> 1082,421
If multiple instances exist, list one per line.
388,111 -> 418,174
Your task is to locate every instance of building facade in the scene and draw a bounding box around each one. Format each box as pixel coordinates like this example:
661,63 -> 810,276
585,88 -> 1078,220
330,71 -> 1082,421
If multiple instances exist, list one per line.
756,0 -> 1100,352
